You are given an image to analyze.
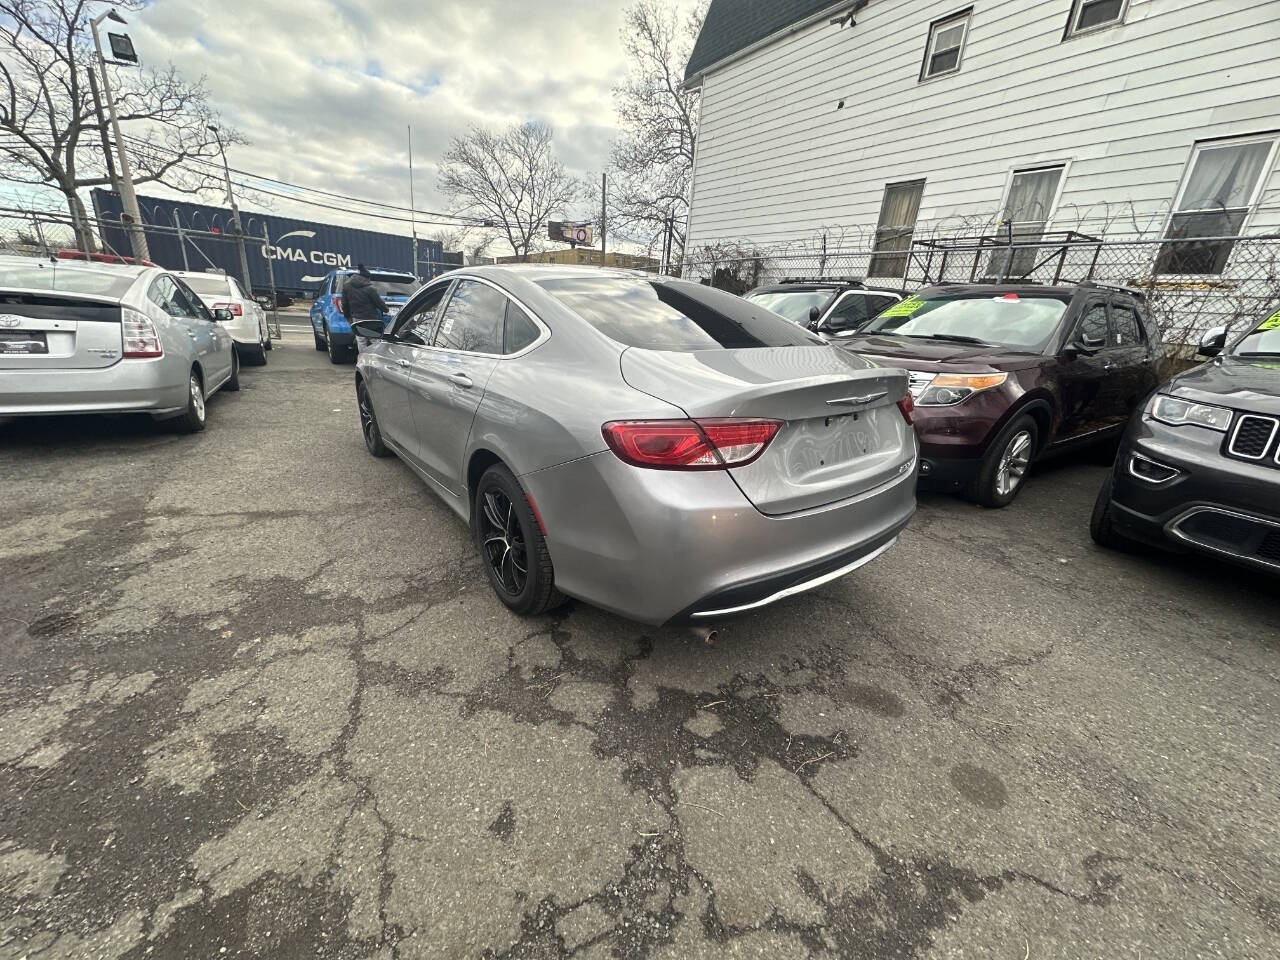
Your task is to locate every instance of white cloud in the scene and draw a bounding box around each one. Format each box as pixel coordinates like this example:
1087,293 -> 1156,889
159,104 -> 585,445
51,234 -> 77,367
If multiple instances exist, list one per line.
122,0 -> 638,242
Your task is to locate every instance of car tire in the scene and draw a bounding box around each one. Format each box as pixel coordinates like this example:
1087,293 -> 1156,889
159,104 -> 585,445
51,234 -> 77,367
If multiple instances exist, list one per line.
173,368 -> 207,434
326,325 -> 349,364
473,464 -> 565,617
264,335 -> 273,351
357,379 -> 392,458
967,414 -> 1037,508
314,329 -> 325,351
1089,465 -> 1135,551
224,350 -> 240,392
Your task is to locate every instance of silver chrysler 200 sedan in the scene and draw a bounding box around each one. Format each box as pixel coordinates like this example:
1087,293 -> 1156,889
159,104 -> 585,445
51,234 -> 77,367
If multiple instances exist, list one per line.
0,256 -> 239,432
352,266 -> 919,627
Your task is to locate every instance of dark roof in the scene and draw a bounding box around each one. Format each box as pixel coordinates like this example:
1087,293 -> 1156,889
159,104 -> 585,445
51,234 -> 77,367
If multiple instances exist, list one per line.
685,0 -> 847,82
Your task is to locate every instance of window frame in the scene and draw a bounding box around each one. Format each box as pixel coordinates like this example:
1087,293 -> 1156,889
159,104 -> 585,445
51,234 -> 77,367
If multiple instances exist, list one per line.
1155,132 -> 1280,276
992,162 -> 1070,278
1071,299 -> 1112,351
919,8 -> 972,82
391,274 -> 549,359
390,278 -> 455,345
431,278 -> 509,355
868,178 -> 926,279
1063,0 -> 1129,40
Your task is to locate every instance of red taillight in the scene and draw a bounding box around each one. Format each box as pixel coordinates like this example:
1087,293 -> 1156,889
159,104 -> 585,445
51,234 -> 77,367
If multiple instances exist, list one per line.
333,295 -> 343,314
601,418 -> 781,470
212,301 -> 243,316
897,393 -> 915,425
121,308 -> 163,358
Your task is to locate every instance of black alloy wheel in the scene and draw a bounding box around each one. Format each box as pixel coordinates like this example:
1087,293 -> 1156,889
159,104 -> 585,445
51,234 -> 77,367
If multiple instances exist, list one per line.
479,487 -> 528,598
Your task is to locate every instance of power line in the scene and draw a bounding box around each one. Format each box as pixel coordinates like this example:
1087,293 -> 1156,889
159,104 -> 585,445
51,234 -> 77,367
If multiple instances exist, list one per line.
1,131 -> 487,227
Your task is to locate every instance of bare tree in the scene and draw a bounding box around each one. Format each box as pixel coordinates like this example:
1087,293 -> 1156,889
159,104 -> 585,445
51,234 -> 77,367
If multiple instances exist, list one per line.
429,224 -> 492,265
437,121 -> 577,261
0,0 -> 243,251
604,0 -> 707,261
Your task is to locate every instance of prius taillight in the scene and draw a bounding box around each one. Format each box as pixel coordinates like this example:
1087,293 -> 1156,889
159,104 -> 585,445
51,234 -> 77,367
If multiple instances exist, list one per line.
601,419 -> 781,470
121,308 -> 163,358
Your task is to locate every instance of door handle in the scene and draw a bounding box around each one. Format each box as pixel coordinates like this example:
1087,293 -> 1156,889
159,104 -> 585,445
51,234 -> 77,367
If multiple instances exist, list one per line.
448,372 -> 474,388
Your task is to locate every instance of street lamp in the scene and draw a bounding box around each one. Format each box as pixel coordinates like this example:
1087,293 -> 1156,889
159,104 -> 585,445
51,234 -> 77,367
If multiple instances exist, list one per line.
208,124 -> 252,292
90,9 -> 149,261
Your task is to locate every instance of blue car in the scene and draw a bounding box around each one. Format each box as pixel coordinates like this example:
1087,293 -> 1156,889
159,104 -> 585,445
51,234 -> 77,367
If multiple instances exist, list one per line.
310,267 -> 421,363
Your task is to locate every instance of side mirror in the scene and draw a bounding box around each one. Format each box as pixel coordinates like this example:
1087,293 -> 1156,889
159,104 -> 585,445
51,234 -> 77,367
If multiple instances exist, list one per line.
351,318 -> 386,339
1197,325 -> 1227,357
1063,339 -> 1099,360
807,305 -> 822,329
213,307 -> 234,322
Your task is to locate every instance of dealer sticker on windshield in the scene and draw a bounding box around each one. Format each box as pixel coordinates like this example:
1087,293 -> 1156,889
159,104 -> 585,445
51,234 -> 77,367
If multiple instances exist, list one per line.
1259,309 -> 1280,331
878,295 -> 924,319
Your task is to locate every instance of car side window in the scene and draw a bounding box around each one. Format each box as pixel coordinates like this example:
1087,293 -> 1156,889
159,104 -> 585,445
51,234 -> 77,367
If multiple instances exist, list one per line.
1110,302 -> 1144,346
392,283 -> 451,346
149,275 -> 200,320
825,293 -> 872,332
432,280 -> 505,354
503,301 -> 542,354
1076,302 -> 1109,349
172,277 -> 214,321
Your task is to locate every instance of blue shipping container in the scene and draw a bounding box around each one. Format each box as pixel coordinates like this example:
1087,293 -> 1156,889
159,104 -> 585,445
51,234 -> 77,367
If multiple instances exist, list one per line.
91,189 -> 445,296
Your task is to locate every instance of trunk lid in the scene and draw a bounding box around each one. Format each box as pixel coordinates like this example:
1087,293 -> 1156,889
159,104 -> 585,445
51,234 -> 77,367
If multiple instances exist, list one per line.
0,291 -> 123,370
620,345 -> 915,515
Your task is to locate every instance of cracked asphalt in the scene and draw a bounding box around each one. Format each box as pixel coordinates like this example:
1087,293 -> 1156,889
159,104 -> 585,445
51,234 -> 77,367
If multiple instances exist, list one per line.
2,327 -> 1278,960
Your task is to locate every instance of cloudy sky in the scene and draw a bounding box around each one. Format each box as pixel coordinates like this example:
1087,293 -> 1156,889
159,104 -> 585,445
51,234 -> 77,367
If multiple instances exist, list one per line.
115,0 -> 691,245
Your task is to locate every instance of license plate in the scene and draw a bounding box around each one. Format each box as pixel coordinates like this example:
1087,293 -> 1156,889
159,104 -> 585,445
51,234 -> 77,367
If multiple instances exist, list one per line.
0,330 -> 48,354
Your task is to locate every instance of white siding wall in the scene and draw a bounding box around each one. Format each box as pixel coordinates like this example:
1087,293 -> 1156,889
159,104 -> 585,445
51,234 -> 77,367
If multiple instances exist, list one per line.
686,0 -> 1280,252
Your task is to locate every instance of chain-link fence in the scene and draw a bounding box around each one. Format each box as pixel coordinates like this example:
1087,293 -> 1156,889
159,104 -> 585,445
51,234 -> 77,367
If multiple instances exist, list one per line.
673,231 -> 1280,351
0,207 -> 284,339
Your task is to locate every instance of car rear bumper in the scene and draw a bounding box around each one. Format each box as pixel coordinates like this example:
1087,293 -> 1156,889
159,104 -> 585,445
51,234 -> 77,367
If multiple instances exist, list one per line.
521,449 -> 918,625
0,358 -> 188,416
1108,420 -> 1280,572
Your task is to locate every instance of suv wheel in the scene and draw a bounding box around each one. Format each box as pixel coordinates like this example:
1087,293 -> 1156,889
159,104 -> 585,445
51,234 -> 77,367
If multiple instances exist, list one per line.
1090,465 -> 1135,551
967,414 -> 1037,508
473,465 -> 565,617
357,380 -> 391,458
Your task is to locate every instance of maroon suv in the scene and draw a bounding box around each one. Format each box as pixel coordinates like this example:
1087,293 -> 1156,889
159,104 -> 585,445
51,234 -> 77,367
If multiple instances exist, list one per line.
838,283 -> 1162,507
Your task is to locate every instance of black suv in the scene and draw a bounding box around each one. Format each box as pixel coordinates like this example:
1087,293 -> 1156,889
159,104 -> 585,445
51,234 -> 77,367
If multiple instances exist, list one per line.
743,279 -> 905,340
1092,309 -> 1280,573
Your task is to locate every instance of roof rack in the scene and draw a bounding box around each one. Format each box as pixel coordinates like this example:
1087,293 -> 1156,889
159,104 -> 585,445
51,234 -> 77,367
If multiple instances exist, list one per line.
778,277 -> 865,287
1078,279 -> 1146,302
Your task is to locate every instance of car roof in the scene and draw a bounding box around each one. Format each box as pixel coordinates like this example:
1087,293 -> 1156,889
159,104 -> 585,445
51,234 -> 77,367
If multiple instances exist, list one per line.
747,281 -> 907,296
919,282 -> 1142,299
0,253 -> 152,279
455,264 -> 652,282
171,269 -> 231,280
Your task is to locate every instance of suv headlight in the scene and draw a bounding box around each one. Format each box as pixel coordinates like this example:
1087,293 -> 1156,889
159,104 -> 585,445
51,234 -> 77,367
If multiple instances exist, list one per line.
917,373 -> 1008,406
1149,394 -> 1232,432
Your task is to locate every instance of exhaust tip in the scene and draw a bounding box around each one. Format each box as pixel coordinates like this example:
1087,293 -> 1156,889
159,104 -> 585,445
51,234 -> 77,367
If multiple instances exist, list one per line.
688,626 -> 718,646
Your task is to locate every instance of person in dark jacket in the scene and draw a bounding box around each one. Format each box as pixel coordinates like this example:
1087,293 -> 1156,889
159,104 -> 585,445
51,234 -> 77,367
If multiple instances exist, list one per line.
341,265 -> 387,324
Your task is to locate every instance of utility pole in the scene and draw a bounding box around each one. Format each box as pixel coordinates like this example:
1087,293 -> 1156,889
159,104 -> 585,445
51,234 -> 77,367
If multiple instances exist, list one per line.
600,171 -> 607,268
208,124 -> 252,292
85,68 -> 119,192
90,10 -> 149,262
174,208 -> 189,271
408,125 -> 419,277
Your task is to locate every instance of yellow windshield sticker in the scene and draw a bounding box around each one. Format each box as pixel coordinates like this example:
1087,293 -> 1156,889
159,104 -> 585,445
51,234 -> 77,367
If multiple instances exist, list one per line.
1259,309 -> 1280,331
878,295 -> 924,319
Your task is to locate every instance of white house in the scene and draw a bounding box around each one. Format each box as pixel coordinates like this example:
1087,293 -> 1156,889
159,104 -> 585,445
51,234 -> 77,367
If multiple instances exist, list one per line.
682,0 -> 1280,283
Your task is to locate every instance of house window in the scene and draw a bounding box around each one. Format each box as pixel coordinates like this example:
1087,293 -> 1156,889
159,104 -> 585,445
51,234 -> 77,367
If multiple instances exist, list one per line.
921,10 -> 970,81
992,165 -> 1065,278
1156,135 -> 1278,275
1066,0 -> 1127,37
869,180 -> 926,278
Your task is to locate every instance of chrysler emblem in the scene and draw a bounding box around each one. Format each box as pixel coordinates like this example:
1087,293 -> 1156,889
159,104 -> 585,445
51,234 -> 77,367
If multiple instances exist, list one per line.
826,391 -> 887,407
0,315 -> 22,328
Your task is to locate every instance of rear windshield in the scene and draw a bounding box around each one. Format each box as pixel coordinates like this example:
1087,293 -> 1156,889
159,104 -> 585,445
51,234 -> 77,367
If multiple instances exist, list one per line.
744,288 -> 835,324
0,262 -> 136,298
181,274 -> 233,296
537,277 -> 821,351
862,292 -> 1068,350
